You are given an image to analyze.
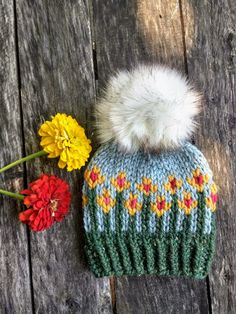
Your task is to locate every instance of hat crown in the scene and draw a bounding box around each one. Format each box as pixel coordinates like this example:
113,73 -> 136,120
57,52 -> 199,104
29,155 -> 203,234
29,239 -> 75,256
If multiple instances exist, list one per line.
88,141 -> 212,184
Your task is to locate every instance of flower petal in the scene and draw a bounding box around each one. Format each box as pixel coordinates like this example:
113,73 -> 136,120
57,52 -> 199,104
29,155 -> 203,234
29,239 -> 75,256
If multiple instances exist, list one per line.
39,113 -> 91,171
18,174 -> 71,232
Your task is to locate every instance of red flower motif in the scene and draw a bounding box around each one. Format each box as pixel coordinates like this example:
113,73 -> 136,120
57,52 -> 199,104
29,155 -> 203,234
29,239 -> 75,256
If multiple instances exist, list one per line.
111,172 -> 130,193
90,171 -> 98,182
136,177 -> 157,196
151,196 -> 171,217
84,166 -> 105,189
170,178 -> 177,189
157,199 -> 166,210
206,183 -> 218,212
178,192 -> 197,215
19,174 -> 71,231
125,193 -> 142,216
187,169 -> 209,192
97,189 -> 116,214
211,192 -> 218,204
164,176 -> 182,194
184,198 -> 193,208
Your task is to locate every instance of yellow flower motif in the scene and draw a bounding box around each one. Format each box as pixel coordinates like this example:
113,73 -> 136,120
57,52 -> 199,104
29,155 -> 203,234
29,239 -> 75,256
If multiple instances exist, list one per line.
84,165 -> 105,189
187,168 -> 209,192
39,113 -> 92,171
178,191 -> 198,215
136,177 -> 158,196
151,195 -> 171,217
82,194 -> 88,206
164,175 -> 182,194
97,189 -> 116,214
206,183 -> 218,212
111,172 -> 130,193
124,193 -> 142,216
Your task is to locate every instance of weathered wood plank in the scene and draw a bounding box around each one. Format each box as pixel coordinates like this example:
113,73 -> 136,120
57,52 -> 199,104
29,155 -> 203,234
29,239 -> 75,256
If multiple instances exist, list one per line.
93,0 -> 185,84
92,0 -> 210,313
16,0 -> 112,312
182,0 -> 236,313
0,0 -> 32,312
116,276 -> 209,314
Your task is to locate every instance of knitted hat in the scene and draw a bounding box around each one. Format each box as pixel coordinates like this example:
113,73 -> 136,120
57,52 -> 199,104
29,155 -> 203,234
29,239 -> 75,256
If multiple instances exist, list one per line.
82,65 -> 218,279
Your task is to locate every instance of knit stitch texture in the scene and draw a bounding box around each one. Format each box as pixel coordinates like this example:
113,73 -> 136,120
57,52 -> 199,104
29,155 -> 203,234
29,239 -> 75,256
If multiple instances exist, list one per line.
82,142 -> 217,278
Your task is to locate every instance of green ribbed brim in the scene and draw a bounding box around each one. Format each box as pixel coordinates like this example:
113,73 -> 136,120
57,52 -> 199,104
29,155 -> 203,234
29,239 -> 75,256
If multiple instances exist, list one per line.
85,229 -> 216,279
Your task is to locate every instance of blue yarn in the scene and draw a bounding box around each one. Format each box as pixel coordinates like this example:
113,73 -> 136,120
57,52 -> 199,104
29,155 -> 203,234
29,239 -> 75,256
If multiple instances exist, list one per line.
109,207 -> 116,232
83,206 -> 91,232
149,212 -> 156,233
204,208 -> 212,234
122,210 -> 129,232
136,211 -> 142,233
97,207 -> 104,232
190,208 -> 198,233
176,208 -> 185,232
163,211 -> 170,233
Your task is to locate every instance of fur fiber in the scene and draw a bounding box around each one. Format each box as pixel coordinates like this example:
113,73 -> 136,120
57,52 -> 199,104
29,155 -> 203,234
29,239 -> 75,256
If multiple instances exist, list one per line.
95,65 -> 201,152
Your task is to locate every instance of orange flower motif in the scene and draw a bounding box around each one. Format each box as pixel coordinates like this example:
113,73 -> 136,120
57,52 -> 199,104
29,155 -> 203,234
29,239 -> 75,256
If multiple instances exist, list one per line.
187,168 -> 209,192
111,172 -> 130,193
206,183 -> 218,212
151,195 -> 171,217
82,194 -> 88,206
178,191 -> 197,215
124,193 -> 142,216
164,175 -> 182,194
97,189 -> 116,214
84,166 -> 105,189
136,177 -> 158,196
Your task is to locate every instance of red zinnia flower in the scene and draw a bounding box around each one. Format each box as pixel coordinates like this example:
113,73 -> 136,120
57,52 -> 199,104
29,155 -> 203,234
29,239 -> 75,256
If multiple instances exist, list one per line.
19,174 -> 71,231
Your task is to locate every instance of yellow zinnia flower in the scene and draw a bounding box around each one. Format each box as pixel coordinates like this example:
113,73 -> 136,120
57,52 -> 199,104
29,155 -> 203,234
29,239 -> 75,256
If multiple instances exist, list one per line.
39,113 -> 92,171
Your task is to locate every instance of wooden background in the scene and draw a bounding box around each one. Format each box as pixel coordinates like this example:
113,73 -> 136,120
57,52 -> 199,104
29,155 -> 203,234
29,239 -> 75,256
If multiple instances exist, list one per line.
0,0 -> 235,313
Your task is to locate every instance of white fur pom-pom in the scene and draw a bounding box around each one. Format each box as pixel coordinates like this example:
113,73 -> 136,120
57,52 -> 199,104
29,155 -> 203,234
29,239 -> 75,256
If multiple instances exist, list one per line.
95,65 -> 201,152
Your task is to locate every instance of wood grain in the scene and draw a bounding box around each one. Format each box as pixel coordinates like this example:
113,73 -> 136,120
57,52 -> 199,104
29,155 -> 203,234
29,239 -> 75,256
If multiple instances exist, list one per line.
0,0 -> 235,312
116,276 -> 209,314
15,0 -> 111,312
93,0 -> 186,84
182,0 -> 236,313
0,0 -> 32,312
92,0 -> 210,313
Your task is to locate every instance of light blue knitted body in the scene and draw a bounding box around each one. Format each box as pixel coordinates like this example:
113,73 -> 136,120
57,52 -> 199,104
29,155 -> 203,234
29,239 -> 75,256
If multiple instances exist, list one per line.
82,142 -> 217,278
83,142 -> 214,234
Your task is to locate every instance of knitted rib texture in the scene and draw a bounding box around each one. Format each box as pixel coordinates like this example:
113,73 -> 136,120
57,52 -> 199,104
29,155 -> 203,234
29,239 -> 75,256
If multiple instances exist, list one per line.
82,142 -> 217,279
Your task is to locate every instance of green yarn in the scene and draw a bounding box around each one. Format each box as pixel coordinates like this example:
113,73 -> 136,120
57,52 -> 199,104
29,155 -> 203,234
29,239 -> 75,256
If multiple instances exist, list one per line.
143,236 -> 155,273
85,230 -> 216,278
128,217 -> 144,274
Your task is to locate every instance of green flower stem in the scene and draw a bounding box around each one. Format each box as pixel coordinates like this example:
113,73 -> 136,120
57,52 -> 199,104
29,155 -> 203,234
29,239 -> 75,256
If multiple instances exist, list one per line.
0,189 -> 24,200
0,150 -> 47,174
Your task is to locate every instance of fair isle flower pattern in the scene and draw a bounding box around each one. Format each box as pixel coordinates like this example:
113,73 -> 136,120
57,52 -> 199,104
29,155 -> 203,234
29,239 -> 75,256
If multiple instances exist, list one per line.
136,178 -> 158,196
206,183 -> 218,212
97,188 -> 116,214
84,166 -> 105,189
111,172 -> 130,192
187,168 -> 209,192
82,142 -> 218,279
124,193 -> 142,216
164,175 -> 182,194
151,195 -> 171,217
178,191 -> 198,215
